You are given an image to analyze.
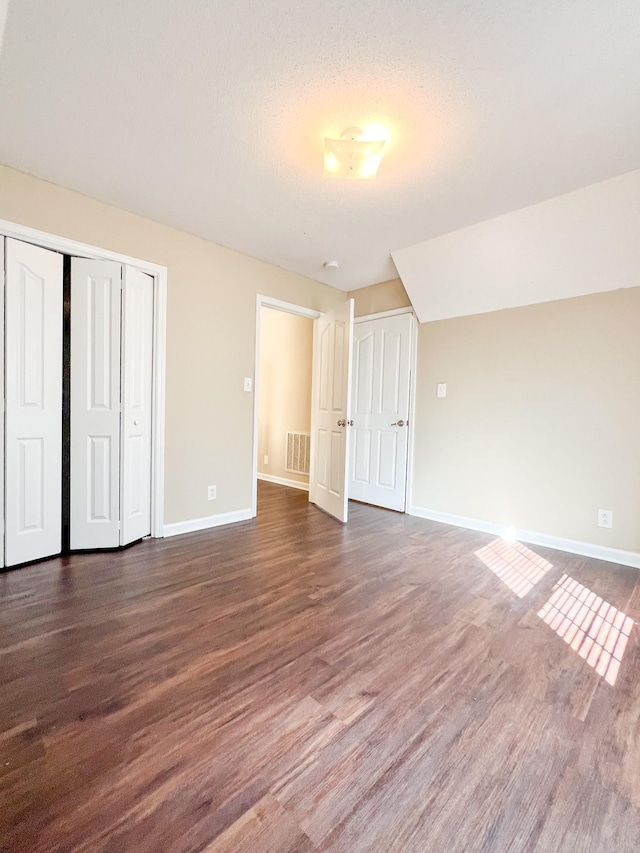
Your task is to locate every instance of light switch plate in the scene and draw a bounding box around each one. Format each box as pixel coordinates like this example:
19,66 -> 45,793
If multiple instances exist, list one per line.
437,383 -> 447,398
244,377 -> 253,393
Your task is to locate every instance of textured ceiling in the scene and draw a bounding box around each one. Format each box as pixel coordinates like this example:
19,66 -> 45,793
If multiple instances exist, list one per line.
1,1 -> 639,292
0,1 -> 8,50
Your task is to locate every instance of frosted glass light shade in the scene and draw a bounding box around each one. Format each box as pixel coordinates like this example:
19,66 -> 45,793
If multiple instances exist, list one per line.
323,134 -> 386,179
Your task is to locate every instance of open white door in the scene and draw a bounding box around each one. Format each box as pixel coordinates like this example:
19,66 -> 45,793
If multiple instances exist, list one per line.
5,239 -> 63,566
309,299 -> 354,522
349,313 -> 412,511
120,266 -> 153,545
70,258 -> 122,549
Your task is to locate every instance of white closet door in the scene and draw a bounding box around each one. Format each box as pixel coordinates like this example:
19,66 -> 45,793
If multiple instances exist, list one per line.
70,258 -> 122,549
5,239 -> 63,566
120,266 -> 153,545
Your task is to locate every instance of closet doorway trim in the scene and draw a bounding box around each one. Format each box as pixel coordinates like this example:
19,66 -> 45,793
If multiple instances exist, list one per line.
0,218 -> 167,539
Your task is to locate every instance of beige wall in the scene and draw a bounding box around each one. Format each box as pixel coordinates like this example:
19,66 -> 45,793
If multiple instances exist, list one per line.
0,164 -> 343,524
348,277 -> 411,317
411,288 -> 640,552
258,308 -> 313,486
3,164 -> 638,555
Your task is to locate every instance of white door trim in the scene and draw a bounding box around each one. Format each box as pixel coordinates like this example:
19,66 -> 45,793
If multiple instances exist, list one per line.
353,308 -> 418,515
0,218 -> 167,539
355,306 -> 416,323
406,312 -> 419,515
252,294 -> 321,517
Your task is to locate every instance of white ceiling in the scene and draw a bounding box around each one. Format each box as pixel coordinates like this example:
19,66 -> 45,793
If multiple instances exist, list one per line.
0,1 -> 8,51
1,1 -> 639,293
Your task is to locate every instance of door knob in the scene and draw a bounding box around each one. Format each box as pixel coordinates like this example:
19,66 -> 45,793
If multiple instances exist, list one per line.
347,420 -> 354,427
337,419 -> 346,427
133,419 -> 140,426
391,419 -> 405,427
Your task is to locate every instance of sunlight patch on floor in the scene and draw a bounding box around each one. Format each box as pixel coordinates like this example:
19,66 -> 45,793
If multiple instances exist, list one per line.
475,539 -> 553,598
538,574 -> 634,686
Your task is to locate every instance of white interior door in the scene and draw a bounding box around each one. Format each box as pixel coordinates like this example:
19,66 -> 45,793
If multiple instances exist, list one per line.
309,299 -> 354,522
5,239 -> 63,566
120,266 -> 153,545
70,258 -> 122,549
349,312 -> 412,511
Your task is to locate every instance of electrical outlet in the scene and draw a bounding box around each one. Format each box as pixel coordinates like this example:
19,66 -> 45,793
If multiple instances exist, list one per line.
597,509 -> 612,529
437,383 -> 447,398
208,485 -> 217,501
263,455 -> 269,465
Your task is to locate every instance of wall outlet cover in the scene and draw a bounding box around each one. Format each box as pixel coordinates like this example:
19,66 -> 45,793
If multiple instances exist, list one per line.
597,509 -> 613,529
263,455 -> 269,465
208,485 -> 217,501
437,383 -> 447,398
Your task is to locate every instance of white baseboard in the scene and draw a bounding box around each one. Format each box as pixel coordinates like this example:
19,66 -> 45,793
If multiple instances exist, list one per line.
408,506 -> 640,570
163,508 -> 254,538
257,473 -> 309,492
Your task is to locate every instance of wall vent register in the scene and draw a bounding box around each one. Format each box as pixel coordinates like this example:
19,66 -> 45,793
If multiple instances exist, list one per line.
286,432 -> 311,475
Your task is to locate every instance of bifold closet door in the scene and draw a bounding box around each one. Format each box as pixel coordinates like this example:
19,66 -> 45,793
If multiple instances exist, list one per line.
120,267 -> 153,546
70,259 -> 122,549
5,239 -> 63,566
71,260 -> 153,550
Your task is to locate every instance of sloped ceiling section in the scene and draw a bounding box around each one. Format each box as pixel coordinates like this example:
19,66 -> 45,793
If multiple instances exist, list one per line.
392,170 -> 640,323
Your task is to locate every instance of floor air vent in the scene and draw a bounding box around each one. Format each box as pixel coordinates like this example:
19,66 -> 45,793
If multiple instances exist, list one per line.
286,432 -> 311,475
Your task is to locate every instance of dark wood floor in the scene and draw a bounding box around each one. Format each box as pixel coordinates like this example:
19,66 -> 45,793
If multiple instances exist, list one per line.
1,481 -> 639,852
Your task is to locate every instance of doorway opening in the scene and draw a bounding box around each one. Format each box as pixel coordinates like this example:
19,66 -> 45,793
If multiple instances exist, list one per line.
253,298 -> 318,515
252,297 -> 417,522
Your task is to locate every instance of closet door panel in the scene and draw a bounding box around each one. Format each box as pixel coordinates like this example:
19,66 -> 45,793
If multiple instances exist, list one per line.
120,267 -> 153,545
5,239 -> 63,566
70,259 -> 122,549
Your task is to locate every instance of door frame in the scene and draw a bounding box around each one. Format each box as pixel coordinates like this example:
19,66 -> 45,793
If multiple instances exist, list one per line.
251,294 -> 320,517
0,218 -> 167,539
352,306 -> 418,514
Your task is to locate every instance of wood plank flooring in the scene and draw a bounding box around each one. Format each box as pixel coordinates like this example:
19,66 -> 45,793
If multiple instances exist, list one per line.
1,480 -> 639,852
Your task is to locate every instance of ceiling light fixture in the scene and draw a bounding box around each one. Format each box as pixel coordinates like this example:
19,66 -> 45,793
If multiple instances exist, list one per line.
323,127 -> 386,179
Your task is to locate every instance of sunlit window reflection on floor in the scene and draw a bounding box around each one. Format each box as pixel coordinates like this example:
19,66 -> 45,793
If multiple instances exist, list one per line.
538,574 -> 634,686
475,539 -> 553,598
